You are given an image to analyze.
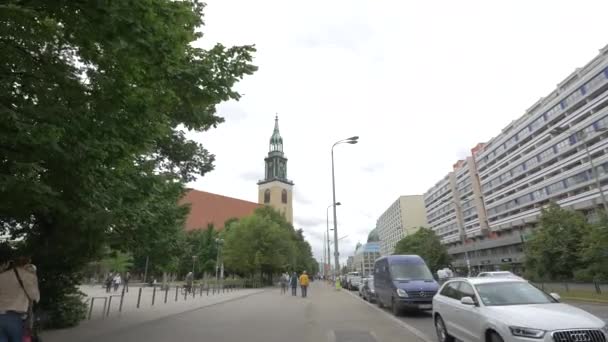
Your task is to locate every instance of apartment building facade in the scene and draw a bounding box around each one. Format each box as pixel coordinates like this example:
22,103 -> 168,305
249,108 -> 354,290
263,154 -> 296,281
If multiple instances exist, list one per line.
377,195 -> 428,255
424,44 -> 608,273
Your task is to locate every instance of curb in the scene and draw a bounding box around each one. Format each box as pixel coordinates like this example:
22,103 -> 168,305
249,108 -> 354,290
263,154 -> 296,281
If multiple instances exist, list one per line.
562,297 -> 608,304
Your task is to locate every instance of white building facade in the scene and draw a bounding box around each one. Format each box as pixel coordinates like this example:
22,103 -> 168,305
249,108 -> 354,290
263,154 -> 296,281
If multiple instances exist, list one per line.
424,44 -> 608,273
376,195 -> 428,255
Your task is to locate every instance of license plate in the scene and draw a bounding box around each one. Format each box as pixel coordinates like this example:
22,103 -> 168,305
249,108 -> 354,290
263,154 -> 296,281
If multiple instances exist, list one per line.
418,304 -> 432,310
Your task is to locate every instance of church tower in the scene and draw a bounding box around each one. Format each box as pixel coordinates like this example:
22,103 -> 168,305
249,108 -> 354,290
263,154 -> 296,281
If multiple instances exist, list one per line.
258,116 -> 294,223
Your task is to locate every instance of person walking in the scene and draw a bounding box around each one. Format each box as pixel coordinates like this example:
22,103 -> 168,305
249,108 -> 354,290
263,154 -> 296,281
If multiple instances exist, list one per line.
0,253 -> 41,342
185,271 -> 194,294
289,272 -> 298,296
105,272 -> 113,293
299,271 -> 310,298
113,273 -> 121,292
280,273 -> 288,294
123,271 -> 130,293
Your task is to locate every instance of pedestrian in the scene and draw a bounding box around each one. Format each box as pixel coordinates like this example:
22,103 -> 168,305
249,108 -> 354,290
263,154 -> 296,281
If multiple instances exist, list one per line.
105,272 -> 113,293
280,273 -> 288,294
185,271 -> 194,294
123,271 -> 130,293
0,250 -> 41,342
113,273 -> 121,292
289,272 -> 298,296
299,271 -> 310,298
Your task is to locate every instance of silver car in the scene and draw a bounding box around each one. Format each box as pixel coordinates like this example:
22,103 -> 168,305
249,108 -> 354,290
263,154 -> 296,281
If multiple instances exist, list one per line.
433,277 -> 607,342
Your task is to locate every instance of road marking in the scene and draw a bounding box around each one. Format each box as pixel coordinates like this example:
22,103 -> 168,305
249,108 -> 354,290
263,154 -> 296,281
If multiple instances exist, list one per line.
343,289 -> 434,342
327,330 -> 336,342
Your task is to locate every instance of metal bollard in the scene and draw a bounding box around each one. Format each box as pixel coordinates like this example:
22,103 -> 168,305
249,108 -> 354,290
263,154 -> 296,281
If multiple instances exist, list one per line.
164,286 -> 169,303
207,284 -> 210,296
183,287 -> 187,301
200,284 -> 203,296
119,287 -> 125,312
192,285 -> 196,298
88,297 -> 108,320
152,286 -> 156,305
137,288 -> 142,309
175,286 -> 179,302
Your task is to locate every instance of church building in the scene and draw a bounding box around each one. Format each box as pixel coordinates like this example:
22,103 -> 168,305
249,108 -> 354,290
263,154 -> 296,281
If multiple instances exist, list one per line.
257,116 -> 294,223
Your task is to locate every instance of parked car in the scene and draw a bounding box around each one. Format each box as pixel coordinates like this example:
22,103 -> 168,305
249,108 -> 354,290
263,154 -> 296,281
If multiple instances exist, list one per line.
359,276 -> 376,302
374,255 -> 439,315
433,277 -> 608,342
346,271 -> 362,291
477,271 -> 521,279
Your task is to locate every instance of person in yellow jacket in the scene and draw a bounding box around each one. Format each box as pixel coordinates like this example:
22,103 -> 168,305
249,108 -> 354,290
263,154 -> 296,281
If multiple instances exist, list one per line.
299,271 -> 310,298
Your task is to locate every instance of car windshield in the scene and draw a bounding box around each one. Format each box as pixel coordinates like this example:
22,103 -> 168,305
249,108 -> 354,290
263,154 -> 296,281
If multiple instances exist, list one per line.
389,263 -> 433,281
475,282 -> 557,306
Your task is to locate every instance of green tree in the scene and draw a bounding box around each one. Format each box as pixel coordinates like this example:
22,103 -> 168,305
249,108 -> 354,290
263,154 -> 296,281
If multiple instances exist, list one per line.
524,203 -> 591,280
222,214 -> 293,278
101,250 -> 134,273
393,228 -> 450,273
177,224 -> 218,278
1,0 -> 255,327
576,213 -> 608,281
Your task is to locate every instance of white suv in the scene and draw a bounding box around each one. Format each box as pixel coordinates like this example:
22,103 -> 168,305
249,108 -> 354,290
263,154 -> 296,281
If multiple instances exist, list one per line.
433,277 -> 607,342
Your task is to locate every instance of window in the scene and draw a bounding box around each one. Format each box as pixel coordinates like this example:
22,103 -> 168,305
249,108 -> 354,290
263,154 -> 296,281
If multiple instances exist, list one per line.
585,68 -> 608,94
281,189 -> 288,204
546,181 -> 565,195
440,282 -> 461,300
555,139 -> 570,152
264,189 -> 271,203
537,147 -> 555,162
458,282 -> 478,303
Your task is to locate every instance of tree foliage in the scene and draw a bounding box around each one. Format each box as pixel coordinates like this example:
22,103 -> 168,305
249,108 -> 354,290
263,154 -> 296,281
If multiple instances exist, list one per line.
176,224 -> 219,278
393,228 -> 450,273
577,214 -> 608,281
223,207 -> 318,280
0,0 -> 255,327
524,203 -> 591,280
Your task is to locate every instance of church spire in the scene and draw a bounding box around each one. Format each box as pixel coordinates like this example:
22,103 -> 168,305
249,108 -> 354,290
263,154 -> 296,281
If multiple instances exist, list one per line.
269,114 -> 283,153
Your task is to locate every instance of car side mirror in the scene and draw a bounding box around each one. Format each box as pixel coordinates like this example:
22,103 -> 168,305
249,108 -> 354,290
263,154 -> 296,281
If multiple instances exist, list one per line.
550,293 -> 561,301
460,296 -> 475,305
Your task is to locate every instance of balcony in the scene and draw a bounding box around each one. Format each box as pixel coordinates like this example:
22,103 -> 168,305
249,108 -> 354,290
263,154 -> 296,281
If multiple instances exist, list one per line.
447,233 -> 523,255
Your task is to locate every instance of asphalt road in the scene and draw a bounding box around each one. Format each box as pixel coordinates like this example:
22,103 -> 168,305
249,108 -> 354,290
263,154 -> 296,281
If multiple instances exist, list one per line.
346,289 -> 608,342
80,283 -> 425,342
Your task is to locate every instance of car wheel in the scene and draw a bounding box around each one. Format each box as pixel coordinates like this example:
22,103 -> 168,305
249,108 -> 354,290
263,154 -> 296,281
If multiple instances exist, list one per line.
391,298 -> 400,316
489,332 -> 504,342
435,315 -> 454,342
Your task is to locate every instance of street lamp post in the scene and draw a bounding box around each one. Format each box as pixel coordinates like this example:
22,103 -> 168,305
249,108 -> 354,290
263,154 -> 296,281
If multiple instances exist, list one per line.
326,202 -> 341,278
551,126 -> 608,213
331,136 -> 358,280
215,238 -> 224,283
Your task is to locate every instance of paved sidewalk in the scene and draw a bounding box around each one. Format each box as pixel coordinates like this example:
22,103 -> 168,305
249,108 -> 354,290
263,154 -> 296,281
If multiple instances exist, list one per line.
41,288 -> 264,342
62,282 -> 425,342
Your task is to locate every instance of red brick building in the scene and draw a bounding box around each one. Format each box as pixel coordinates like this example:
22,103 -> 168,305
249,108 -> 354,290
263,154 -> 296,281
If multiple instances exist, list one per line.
180,189 -> 260,231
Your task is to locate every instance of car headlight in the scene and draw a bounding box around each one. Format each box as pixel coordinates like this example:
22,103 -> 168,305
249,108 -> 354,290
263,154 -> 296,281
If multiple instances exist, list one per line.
509,326 -> 546,339
396,288 -> 409,297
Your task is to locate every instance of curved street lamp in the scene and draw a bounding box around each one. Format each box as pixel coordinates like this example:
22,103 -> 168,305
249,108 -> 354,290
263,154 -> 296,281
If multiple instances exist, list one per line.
331,136 -> 359,279
325,202 -> 341,277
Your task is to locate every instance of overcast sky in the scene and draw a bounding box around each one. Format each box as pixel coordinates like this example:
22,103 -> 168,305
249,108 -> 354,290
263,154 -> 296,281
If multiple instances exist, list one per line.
188,0 -> 608,266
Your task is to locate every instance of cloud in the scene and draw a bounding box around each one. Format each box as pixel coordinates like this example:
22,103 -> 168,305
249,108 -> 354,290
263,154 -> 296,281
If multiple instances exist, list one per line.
361,162 -> 384,173
294,217 -> 325,228
239,171 -> 261,183
191,0 -> 608,265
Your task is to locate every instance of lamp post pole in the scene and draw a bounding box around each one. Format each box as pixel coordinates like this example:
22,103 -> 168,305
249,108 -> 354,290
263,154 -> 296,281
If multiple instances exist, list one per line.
331,136 -> 358,280
326,202 -> 341,279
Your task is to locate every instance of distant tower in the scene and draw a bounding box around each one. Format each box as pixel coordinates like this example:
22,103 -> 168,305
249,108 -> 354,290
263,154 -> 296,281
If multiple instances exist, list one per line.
258,116 -> 294,223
